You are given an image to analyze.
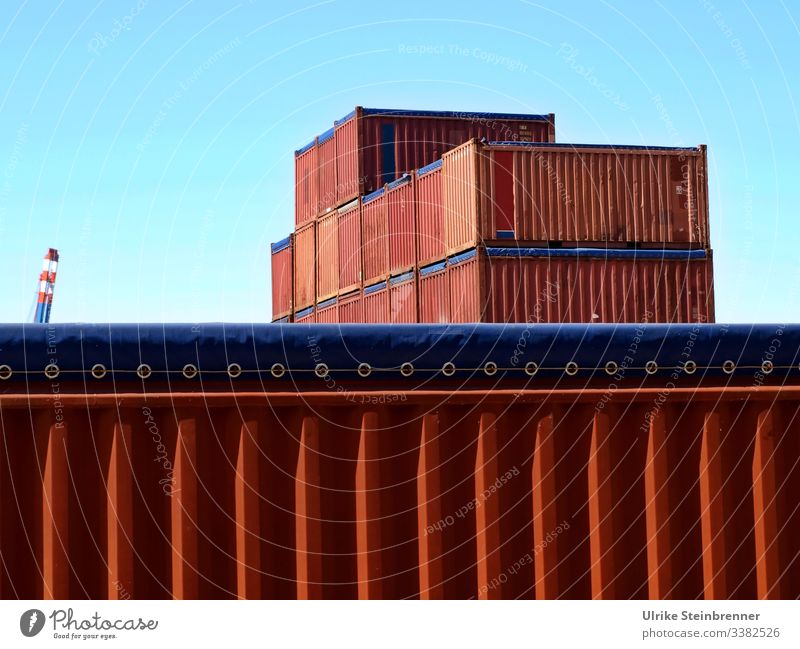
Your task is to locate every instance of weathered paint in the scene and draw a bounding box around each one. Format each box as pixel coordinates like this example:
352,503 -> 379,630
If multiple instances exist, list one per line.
270,235 -> 293,320
316,211 -> 339,301
386,175 -> 416,275
416,161 -> 445,266
294,141 -> 318,226
293,223 -> 315,311
337,200 -> 362,294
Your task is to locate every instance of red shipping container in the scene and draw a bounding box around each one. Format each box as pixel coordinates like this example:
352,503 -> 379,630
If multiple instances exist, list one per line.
270,234 -> 293,320
445,247 -> 714,324
295,305 -> 315,323
442,140 -> 710,254
386,174 -> 416,275
389,271 -> 417,323
338,288 -> 363,323
293,222 -> 315,311
317,128 -> 337,216
362,280 -> 389,323
316,297 -> 338,323
316,211 -> 338,301
337,199 -> 362,294
294,139 -> 318,226
361,188 -> 388,284
415,160 -> 444,266
418,260 -> 449,323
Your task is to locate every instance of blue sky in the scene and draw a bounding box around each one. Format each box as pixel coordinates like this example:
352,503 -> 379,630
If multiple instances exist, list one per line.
0,0 -> 797,323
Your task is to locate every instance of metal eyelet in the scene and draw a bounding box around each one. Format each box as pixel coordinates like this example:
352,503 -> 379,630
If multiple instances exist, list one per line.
44,363 -> 60,379
683,360 -> 697,375
271,363 -> 286,378
645,361 -> 658,375
761,360 -> 774,375
400,362 -> 414,377
315,363 -> 329,378
91,364 -> 107,379
357,363 -> 372,377
182,364 -> 198,379
441,362 -> 456,377
484,361 -> 498,376
136,364 -> 152,379
722,360 -> 735,374
565,362 -> 579,376
604,361 -> 619,376
524,362 -> 539,376
227,363 -> 242,378
0,365 -> 11,380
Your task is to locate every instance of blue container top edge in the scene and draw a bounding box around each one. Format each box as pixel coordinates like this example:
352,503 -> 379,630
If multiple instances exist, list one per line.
386,174 -> 412,190
361,108 -> 550,121
270,236 -> 292,253
448,248 -> 478,266
417,159 -> 443,176
419,260 -> 446,276
363,280 -> 388,295
362,187 -> 385,204
389,271 -> 415,285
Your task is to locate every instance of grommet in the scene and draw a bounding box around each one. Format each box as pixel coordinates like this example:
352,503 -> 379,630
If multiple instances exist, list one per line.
136,364 -> 152,379
524,362 -> 539,376
645,361 -> 658,375
0,365 -> 11,380
565,362 -> 578,376
441,362 -> 456,377
314,363 -> 329,378
400,362 -> 414,377
227,363 -> 242,378
761,360 -> 774,375
182,364 -> 198,379
357,363 -> 372,377
91,364 -> 107,379
722,360 -> 735,374
484,361 -> 498,376
271,363 -> 286,378
44,363 -> 59,379
604,361 -> 619,376
683,360 -> 697,375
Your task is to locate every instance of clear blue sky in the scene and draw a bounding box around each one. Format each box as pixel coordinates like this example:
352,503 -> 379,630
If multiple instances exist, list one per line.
0,0 -> 797,323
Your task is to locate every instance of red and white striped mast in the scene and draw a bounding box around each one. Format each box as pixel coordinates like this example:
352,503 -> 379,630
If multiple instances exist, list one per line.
33,248 -> 59,324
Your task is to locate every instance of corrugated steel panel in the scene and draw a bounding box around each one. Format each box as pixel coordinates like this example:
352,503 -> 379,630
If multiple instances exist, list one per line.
337,200 -> 362,293
418,260 -> 449,323
389,272 -> 417,323
338,289 -> 363,323
316,297 -> 338,323
386,175 -> 416,274
362,280 -> 389,323
442,140 -> 710,254
334,109 -> 362,205
316,211 -> 338,301
270,235 -> 293,320
317,128 -> 337,216
295,305 -> 315,323
416,160 -> 444,266
293,222 -> 315,310
294,141 -> 318,226
443,247 -> 715,324
1,323 -> 798,600
361,188 -> 388,284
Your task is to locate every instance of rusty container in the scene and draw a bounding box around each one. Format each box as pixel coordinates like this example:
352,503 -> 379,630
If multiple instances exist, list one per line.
386,174 -> 416,275
317,128 -> 337,216
415,160 -> 445,266
294,139 -> 318,226
337,199 -> 362,294
389,271 -> 417,323
1,322 -> 798,601
418,260 -> 449,324
316,211 -> 338,302
338,288 -> 363,323
315,297 -> 338,323
293,222 -> 315,311
442,140 -> 710,254
270,235 -> 293,321
362,280 -> 389,323
444,247 -> 714,324
361,188 -> 388,284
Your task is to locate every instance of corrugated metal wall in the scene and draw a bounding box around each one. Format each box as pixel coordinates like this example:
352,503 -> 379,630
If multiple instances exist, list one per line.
317,131 -> 337,216
294,144 -> 317,227
337,201 -> 362,294
386,175 -> 416,274
316,212 -> 339,301
361,190 -> 388,283
293,224 -> 315,311
270,236 -> 293,320
416,162 -> 444,265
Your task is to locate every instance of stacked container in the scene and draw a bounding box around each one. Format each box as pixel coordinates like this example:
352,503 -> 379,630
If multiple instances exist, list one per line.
271,106 -> 714,324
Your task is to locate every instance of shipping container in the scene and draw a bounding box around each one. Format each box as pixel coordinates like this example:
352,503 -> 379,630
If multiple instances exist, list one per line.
418,260 -> 449,324
386,174 -> 416,275
1,322 -> 798,600
315,297 -> 338,323
297,107 -> 556,216
270,235 -> 293,320
361,188 -> 388,284
294,139 -> 318,227
444,247 -> 714,324
293,222 -> 315,311
415,160 -> 445,266
338,288 -> 363,323
389,271 -> 417,323
362,279 -> 389,323
337,199 -> 362,294
442,140 -> 710,254
316,211 -> 338,301
295,305 -> 314,323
